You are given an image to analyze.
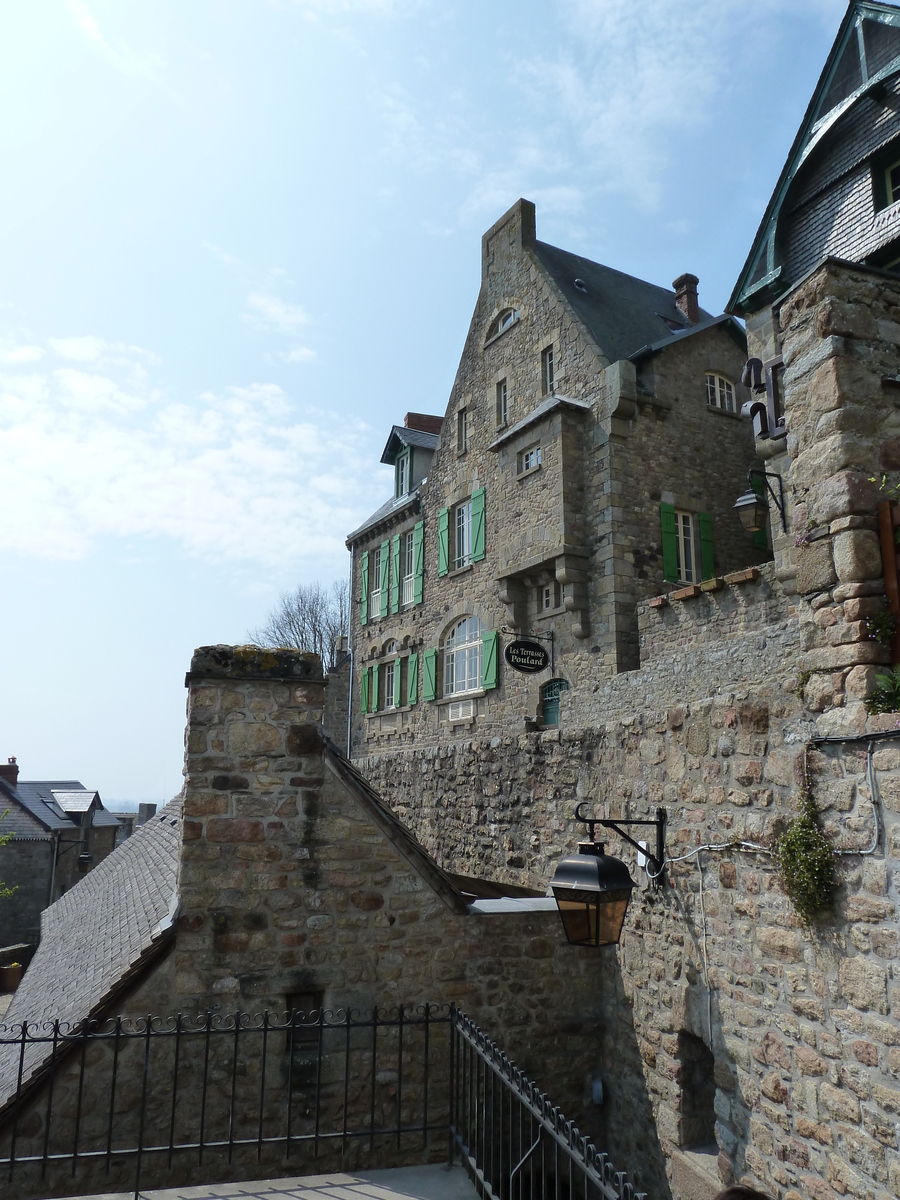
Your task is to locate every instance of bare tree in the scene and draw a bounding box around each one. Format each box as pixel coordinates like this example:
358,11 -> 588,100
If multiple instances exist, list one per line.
249,580 -> 349,671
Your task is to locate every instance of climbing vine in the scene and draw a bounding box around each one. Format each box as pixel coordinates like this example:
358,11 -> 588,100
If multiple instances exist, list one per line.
772,748 -> 837,925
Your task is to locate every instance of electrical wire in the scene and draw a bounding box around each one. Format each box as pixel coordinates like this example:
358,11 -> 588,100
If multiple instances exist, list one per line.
644,838 -> 772,881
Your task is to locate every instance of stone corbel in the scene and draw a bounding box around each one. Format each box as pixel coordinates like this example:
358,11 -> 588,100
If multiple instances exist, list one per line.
606,359 -> 637,437
498,576 -> 528,631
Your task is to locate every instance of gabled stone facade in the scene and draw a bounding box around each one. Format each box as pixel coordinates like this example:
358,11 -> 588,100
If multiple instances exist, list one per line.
346,199 -> 768,757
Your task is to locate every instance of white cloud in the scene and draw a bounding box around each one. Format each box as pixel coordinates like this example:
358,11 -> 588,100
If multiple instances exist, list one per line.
0,339 -> 380,568
65,0 -> 167,86
282,347 -> 317,363
244,292 -> 310,334
0,343 -> 44,364
49,335 -> 107,362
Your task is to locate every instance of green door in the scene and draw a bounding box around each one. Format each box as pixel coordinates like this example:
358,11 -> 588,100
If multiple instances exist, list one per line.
540,679 -> 569,727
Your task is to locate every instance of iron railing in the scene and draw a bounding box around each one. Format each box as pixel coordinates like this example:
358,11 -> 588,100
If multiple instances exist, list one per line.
0,1006 -> 644,1200
449,1012 -> 645,1200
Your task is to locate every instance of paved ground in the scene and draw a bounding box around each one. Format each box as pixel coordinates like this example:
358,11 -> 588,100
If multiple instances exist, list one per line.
45,1165 -> 480,1200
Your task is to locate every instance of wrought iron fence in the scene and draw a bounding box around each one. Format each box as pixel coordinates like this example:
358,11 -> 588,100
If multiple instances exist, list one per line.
449,1012 -> 645,1200
0,1006 -> 644,1200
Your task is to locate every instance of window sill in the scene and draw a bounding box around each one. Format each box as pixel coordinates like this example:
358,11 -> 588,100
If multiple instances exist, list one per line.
517,464 -> 542,481
535,605 -> 565,620
366,704 -> 414,719
437,689 -> 485,707
456,449 -> 468,459
706,404 -> 741,419
484,319 -> 520,350
448,563 -> 474,579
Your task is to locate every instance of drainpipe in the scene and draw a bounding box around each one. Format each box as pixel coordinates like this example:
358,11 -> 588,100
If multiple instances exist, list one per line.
47,830 -> 60,906
877,500 -> 900,665
346,549 -> 354,758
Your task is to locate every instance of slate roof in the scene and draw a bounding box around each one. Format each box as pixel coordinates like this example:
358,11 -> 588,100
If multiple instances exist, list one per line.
0,778 -> 72,832
346,486 -> 421,545
532,240 -> 714,364
0,799 -> 182,1112
628,314 -> 747,363
380,425 -> 441,465
486,394 -> 592,452
51,789 -> 99,814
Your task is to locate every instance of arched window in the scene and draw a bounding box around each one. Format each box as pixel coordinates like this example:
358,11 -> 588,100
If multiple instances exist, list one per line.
705,373 -> 735,413
443,616 -> 484,696
540,679 -> 569,727
485,308 -> 519,343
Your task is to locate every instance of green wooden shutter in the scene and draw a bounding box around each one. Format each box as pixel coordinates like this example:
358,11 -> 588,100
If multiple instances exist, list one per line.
379,540 -> 389,617
359,551 -> 369,625
698,512 -> 715,581
390,535 -> 401,614
360,665 -> 369,714
751,477 -> 769,549
437,508 -> 449,577
371,663 -> 380,712
660,504 -> 678,583
471,487 -> 486,562
407,652 -> 418,706
481,630 -> 499,691
423,648 -> 437,701
394,657 -> 403,708
413,520 -> 424,603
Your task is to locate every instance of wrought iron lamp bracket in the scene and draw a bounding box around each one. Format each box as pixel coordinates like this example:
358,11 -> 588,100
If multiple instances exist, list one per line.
573,802 -> 667,887
748,467 -> 787,533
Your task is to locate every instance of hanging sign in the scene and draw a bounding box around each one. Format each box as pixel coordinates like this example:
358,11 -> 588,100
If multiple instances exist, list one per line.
504,640 -> 550,673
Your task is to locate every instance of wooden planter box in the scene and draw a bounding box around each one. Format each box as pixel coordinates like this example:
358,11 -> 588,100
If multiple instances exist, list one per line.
0,963 -> 22,992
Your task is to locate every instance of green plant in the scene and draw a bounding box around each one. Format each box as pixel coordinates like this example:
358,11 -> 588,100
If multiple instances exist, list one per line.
865,609 -> 898,646
793,669 -> 812,698
866,665 -> 900,714
773,750 -> 836,926
0,810 -> 15,901
869,473 -> 900,503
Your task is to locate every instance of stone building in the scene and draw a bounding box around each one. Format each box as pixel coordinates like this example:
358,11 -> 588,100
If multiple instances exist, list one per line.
345,200 -> 768,757
0,757 -> 119,946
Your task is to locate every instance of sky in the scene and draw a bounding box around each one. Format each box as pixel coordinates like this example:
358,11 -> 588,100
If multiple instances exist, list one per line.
0,0 -> 851,806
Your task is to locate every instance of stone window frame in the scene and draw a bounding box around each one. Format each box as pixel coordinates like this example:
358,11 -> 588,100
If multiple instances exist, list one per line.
457,407 -> 469,456
536,579 -> 562,615
484,306 -> 521,347
496,377 -> 509,428
541,344 -> 556,395
517,443 -> 542,477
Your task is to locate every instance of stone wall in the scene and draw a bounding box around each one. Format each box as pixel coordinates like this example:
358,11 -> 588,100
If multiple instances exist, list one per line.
0,839 -> 52,945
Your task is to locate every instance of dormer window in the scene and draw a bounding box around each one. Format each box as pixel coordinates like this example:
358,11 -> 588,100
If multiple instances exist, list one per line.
486,308 -> 519,343
396,450 -> 410,497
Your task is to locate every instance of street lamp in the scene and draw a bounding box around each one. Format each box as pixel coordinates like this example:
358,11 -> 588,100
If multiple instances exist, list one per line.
734,467 -> 786,533
551,805 -> 667,947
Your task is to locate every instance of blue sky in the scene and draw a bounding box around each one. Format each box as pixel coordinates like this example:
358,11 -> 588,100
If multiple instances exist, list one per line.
1,0 -> 848,804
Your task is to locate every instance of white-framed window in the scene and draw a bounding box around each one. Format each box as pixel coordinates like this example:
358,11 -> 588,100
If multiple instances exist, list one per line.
887,159 -> 900,206
541,346 -> 555,395
396,451 -> 409,497
401,529 -> 415,607
518,445 -> 541,474
496,378 -> 508,427
383,659 -> 396,709
369,547 -> 382,618
486,308 -> 519,341
457,407 -> 468,455
538,581 -> 561,611
675,511 -> 696,584
454,500 -> 472,570
705,374 -> 735,413
448,698 -> 474,722
443,615 -> 484,697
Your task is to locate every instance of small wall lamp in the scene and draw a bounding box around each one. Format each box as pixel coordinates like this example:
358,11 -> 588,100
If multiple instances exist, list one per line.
550,805 -> 667,947
734,467 -> 786,534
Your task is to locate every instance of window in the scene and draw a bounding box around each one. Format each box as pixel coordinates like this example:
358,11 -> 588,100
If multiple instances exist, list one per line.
538,581 -> 561,611
448,699 -> 474,722
438,489 -> 485,576
541,346 -> 555,395
383,659 -> 396,709
518,445 -> 541,474
675,511 -> 696,584
705,374 -> 735,413
540,679 -> 569,727
396,451 -> 409,497
443,616 -> 484,696
887,159 -> 900,206
369,547 -> 382,617
496,379 -> 508,426
486,308 -> 519,342
457,408 -> 468,455
401,529 -> 415,607
454,500 -> 472,569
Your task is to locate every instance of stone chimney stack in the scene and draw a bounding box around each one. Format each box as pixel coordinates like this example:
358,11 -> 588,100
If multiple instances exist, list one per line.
673,273 -> 701,325
0,756 -> 19,789
177,644 -> 326,1010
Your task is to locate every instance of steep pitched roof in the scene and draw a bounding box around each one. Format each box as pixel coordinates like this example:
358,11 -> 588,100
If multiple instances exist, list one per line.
0,799 -> 181,1112
380,425 -> 441,465
0,778 -> 73,833
532,240 -> 713,364
345,486 -> 421,545
730,1 -> 900,313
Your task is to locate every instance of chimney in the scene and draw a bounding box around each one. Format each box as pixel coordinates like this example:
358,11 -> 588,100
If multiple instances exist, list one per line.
404,412 -> 444,435
0,756 -> 19,789
672,273 -> 700,325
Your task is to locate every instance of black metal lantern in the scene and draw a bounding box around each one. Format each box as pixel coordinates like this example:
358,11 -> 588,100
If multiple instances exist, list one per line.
733,488 -> 768,533
551,842 -> 636,947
